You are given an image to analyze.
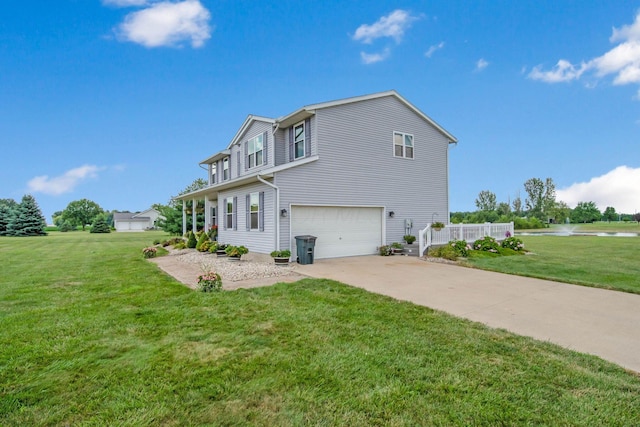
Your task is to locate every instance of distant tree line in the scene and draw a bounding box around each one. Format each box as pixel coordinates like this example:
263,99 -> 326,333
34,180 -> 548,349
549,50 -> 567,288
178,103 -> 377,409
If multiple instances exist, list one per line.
453,177 -> 640,228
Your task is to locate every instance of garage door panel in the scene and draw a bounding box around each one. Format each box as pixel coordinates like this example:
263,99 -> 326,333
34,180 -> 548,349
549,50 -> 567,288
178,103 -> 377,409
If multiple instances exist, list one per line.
291,206 -> 383,259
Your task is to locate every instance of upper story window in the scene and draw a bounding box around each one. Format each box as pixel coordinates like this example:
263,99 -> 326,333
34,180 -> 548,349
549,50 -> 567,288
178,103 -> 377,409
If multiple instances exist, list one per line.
393,131 -> 414,159
223,157 -> 230,180
294,122 -> 305,159
211,163 -> 217,184
247,134 -> 264,169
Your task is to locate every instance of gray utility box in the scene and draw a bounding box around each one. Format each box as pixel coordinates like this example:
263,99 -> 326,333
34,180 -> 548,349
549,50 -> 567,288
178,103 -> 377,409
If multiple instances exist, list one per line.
294,235 -> 317,265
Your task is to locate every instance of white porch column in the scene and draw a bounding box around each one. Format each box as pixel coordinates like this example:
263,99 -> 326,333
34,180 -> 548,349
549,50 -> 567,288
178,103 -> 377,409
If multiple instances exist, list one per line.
192,198 -> 197,233
204,198 -> 210,231
182,200 -> 187,236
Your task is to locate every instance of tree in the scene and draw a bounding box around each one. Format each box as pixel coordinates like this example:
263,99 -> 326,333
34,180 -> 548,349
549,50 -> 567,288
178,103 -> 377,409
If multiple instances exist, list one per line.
571,201 -> 601,223
633,213 -> 640,223
602,206 -> 617,222
61,199 -> 104,231
512,196 -> 523,216
0,198 -> 17,236
548,201 -> 572,224
475,190 -> 497,212
496,202 -> 511,216
156,178 -> 208,235
524,177 -> 556,221
89,216 -> 111,233
6,194 -> 47,236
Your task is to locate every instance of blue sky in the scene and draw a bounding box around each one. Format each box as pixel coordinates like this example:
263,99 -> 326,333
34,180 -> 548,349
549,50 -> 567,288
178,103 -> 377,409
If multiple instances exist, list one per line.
2,1 -> 640,223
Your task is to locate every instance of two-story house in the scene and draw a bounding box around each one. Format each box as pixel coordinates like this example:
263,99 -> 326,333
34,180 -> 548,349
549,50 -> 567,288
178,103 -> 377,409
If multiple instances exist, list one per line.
177,90 -> 457,259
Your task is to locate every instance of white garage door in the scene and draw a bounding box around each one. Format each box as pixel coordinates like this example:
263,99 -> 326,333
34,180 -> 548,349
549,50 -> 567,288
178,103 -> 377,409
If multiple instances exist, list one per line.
290,206 -> 383,259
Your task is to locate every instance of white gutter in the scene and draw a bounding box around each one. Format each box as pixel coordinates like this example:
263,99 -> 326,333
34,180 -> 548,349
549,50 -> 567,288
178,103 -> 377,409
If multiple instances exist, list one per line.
257,174 -> 280,251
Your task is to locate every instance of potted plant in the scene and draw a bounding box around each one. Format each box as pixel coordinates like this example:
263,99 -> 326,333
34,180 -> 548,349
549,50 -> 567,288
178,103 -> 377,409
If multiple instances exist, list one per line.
225,245 -> 249,260
270,249 -> 292,264
403,235 -> 416,244
432,221 -> 445,231
390,242 -> 404,254
216,243 -> 228,257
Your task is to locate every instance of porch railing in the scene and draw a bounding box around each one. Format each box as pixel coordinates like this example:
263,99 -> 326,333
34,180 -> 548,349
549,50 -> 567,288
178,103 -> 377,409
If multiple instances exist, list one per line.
419,222 -> 515,257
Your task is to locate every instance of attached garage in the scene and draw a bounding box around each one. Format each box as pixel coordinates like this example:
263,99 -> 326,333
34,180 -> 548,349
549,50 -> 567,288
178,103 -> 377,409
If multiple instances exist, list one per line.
290,206 -> 384,259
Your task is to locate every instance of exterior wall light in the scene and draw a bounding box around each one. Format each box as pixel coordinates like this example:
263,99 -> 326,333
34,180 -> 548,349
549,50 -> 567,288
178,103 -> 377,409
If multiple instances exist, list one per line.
389,211 -> 395,218
281,209 -> 288,218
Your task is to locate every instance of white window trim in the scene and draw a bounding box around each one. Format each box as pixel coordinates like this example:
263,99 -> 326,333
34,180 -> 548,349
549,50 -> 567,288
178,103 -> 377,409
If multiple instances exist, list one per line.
249,192 -> 259,230
294,121 -> 305,160
226,198 -> 233,229
223,157 -> 230,180
211,163 -> 217,184
247,134 -> 264,169
393,131 -> 414,159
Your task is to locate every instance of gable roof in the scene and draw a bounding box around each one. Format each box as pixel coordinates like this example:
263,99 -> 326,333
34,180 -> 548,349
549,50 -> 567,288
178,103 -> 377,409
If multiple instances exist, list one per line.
276,90 -> 458,143
199,90 -> 457,165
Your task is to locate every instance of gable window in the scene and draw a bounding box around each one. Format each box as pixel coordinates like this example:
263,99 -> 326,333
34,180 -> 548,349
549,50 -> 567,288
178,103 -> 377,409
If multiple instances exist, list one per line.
294,122 -> 305,159
247,134 -> 264,169
393,131 -> 414,159
245,192 -> 264,231
211,163 -> 217,184
223,157 -> 230,180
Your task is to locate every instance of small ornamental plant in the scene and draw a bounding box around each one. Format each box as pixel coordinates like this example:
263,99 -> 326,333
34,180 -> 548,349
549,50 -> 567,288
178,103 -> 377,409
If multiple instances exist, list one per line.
432,221 -> 445,230
270,250 -> 291,258
378,245 -> 393,256
142,247 -> 157,258
403,235 -> 416,244
449,239 -> 471,258
473,236 -> 500,253
197,272 -> 222,292
502,236 -> 525,251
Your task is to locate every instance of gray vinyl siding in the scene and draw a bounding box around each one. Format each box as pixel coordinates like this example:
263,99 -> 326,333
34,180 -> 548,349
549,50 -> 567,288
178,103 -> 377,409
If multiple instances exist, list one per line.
274,128 -> 287,166
237,121 -> 274,177
216,182 -> 276,254
275,95 -> 450,248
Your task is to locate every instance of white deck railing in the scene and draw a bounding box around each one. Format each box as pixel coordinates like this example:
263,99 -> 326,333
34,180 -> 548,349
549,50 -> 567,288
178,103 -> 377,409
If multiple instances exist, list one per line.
419,222 -> 514,256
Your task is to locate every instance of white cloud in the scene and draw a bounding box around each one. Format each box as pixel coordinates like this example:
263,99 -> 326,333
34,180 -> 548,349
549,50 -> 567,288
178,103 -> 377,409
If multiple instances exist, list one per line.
27,165 -> 103,196
475,58 -> 489,71
556,166 -> 640,213
353,10 -> 418,44
103,0 -> 149,7
361,48 -> 390,64
115,0 -> 211,48
425,41 -> 444,58
529,12 -> 640,93
528,59 -> 588,82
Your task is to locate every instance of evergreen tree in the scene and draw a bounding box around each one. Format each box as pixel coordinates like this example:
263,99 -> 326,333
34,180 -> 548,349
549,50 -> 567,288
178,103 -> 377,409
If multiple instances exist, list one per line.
0,200 -> 15,236
187,231 -> 197,248
6,195 -> 47,236
90,216 -> 111,233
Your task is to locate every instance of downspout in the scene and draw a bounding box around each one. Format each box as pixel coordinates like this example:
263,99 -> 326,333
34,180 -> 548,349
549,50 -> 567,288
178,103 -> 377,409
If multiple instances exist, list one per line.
257,174 -> 280,251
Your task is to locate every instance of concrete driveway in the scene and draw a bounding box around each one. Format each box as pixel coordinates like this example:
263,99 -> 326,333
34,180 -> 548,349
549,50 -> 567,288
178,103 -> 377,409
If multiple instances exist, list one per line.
297,256 -> 640,373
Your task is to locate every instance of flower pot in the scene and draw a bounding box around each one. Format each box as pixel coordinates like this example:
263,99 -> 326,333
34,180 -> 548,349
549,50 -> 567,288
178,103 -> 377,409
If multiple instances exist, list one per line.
273,257 -> 290,265
228,255 -> 241,261
216,250 -> 227,258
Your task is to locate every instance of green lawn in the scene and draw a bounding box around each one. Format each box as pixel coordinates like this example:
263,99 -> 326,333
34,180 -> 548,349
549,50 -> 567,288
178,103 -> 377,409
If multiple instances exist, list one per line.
466,234 -> 640,294
1,232 -> 640,425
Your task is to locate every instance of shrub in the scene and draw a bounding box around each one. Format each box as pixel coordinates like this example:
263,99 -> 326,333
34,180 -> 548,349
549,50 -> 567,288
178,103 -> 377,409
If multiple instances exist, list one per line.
197,272 -> 222,292
225,245 -> 249,257
429,245 -> 459,261
174,242 -> 187,250
378,245 -> 393,256
208,243 -> 218,253
449,239 -> 471,257
142,247 -> 157,258
502,236 -> 525,251
59,221 -> 76,232
195,232 -> 210,252
186,232 -> 197,249
200,240 -> 213,252
473,236 -> 500,253
90,217 -> 110,234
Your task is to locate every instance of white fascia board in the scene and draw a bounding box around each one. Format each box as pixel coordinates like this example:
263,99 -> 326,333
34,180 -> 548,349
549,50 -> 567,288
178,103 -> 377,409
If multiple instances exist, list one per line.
226,115 -> 275,149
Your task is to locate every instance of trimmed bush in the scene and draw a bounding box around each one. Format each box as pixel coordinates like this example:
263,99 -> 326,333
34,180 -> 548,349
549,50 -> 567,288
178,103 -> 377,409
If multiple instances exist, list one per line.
473,236 -> 500,253
186,232 -> 197,249
449,239 -> 470,257
429,245 -> 459,261
502,236 -> 525,251
195,232 -> 210,252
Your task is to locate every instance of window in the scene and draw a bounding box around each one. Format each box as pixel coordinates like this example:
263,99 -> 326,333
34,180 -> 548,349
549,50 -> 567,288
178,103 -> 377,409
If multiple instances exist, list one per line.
226,198 -> 233,229
393,131 -> 414,159
245,192 -> 264,231
210,206 -> 216,227
247,134 -> 264,169
211,163 -> 217,184
223,157 -> 230,180
249,192 -> 259,230
294,122 -> 305,159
